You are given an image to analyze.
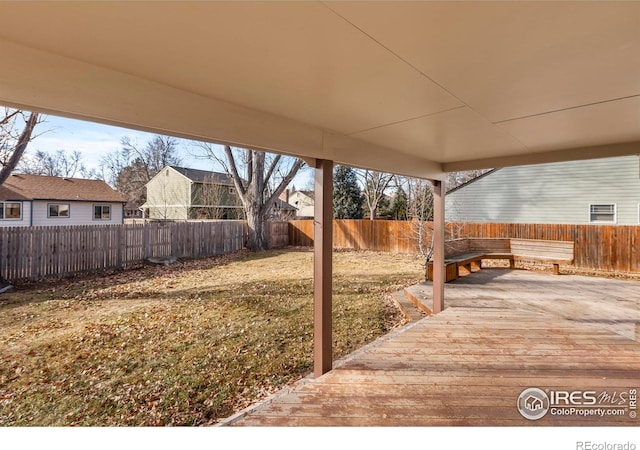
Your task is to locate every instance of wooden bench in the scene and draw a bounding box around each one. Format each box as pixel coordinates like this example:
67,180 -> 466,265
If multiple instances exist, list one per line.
426,237 -> 574,282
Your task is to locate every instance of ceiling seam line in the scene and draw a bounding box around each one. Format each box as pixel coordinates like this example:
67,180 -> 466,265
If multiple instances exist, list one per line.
346,105 -> 467,136
319,3 -> 482,114
493,94 -> 640,124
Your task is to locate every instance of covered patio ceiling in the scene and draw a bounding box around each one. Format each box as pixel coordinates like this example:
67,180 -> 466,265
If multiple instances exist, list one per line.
1,1 -> 639,180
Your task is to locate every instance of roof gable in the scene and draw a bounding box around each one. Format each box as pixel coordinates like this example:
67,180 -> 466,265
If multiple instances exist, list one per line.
0,174 -> 126,203
168,166 -> 235,185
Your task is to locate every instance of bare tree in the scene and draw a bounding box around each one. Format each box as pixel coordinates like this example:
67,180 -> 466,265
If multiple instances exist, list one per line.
191,175 -> 243,220
0,108 -> 42,292
16,149 -> 97,178
196,144 -> 305,251
403,177 -> 435,262
100,135 -> 182,210
357,169 -> 394,220
0,108 -> 41,186
446,169 -> 491,191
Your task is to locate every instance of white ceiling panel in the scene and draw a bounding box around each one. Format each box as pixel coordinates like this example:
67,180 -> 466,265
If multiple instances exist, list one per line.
351,107 -> 526,163
330,2 -> 640,123
0,1 -> 639,177
0,2 -> 461,135
497,96 -> 640,152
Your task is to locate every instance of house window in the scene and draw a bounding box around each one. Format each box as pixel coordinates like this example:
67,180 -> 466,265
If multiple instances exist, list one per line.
589,204 -> 616,223
93,205 -> 111,220
0,201 -> 22,220
48,203 -> 70,218
229,187 -> 235,194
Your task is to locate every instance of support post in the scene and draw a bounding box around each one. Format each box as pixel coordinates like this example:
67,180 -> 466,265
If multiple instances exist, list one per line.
314,159 -> 333,377
432,179 -> 445,313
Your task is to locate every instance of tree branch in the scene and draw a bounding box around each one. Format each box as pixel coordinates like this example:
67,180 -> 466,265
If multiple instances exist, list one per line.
264,158 -> 305,211
0,112 -> 40,186
263,154 -> 281,186
224,145 -> 247,203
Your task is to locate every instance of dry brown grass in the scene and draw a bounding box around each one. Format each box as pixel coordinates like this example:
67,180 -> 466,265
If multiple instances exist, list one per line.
0,248 -> 422,426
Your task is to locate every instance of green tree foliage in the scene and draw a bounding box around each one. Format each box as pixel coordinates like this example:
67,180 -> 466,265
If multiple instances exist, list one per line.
333,165 -> 364,219
389,186 -> 409,220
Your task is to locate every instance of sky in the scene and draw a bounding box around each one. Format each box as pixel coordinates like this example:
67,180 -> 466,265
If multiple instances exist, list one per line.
28,113 -> 313,188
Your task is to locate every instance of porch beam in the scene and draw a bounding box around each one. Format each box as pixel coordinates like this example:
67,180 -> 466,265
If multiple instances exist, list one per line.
432,179 -> 445,313
314,159 -> 333,377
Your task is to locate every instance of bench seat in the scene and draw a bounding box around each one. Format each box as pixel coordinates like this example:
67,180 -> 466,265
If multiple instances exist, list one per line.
427,237 -> 574,281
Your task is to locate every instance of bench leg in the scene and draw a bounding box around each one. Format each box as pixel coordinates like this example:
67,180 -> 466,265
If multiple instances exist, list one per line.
470,260 -> 482,271
553,264 -> 560,275
458,263 -> 472,276
509,259 -> 515,270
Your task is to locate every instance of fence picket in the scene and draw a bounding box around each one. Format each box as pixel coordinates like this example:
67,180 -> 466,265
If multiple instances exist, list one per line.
0,220 -> 252,281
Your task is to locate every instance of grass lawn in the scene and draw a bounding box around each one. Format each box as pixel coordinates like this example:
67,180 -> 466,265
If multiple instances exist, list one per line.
0,248 -> 422,426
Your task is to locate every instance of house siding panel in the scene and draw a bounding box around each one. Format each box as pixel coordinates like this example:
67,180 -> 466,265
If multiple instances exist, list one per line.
31,201 -> 123,226
446,156 -> 640,225
146,167 -> 192,220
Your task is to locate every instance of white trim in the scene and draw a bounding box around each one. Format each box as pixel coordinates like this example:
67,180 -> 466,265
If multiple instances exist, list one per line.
47,202 -> 70,219
588,203 -> 617,224
93,204 -> 112,221
0,201 -> 23,220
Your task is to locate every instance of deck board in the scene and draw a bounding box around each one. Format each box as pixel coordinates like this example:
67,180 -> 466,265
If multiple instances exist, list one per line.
226,269 -> 640,426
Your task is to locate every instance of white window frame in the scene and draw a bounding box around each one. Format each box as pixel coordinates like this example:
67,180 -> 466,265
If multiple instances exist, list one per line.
0,201 -> 22,220
589,203 -> 616,224
48,203 -> 70,219
93,204 -> 111,221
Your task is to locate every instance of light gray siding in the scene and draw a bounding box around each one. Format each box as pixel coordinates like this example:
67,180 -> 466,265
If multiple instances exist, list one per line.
145,167 -> 191,220
31,201 -> 123,226
446,156 -> 640,225
289,191 -> 314,217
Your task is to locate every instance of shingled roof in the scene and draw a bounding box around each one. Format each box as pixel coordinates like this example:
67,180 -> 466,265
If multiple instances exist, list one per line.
0,174 -> 127,203
169,166 -> 235,185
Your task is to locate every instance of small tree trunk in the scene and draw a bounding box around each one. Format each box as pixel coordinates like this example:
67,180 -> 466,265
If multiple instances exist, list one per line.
246,205 -> 267,251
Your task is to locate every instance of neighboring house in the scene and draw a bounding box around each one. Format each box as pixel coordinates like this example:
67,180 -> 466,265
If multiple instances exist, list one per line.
124,202 -> 143,219
446,155 -> 640,225
0,173 -> 126,227
143,166 -> 297,221
271,198 -> 297,220
281,187 -> 314,218
142,166 -> 245,220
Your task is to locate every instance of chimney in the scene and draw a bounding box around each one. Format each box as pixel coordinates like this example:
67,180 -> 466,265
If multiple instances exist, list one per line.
279,188 -> 289,203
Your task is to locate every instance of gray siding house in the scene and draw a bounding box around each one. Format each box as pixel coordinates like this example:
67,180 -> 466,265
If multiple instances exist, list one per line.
142,166 -> 244,220
142,166 -> 296,220
446,156 -> 640,225
0,173 -> 126,227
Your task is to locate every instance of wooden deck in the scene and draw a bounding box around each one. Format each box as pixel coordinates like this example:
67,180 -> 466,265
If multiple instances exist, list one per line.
225,269 -> 640,426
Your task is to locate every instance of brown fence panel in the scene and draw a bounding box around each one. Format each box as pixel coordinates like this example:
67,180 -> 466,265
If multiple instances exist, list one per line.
0,220 -> 251,282
267,221 -> 289,249
288,219 -> 640,274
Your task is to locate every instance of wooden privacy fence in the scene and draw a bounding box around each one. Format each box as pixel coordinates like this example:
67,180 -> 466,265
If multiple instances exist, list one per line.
448,222 -> 640,274
288,220 -> 640,274
0,221 -> 249,281
289,219 -> 418,254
